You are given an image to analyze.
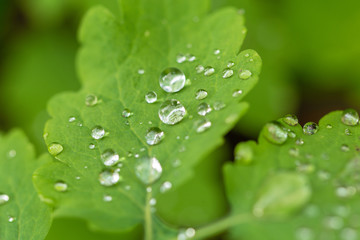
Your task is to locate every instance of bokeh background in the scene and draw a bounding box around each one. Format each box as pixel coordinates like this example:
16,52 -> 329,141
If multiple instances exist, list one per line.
0,0 -> 359,239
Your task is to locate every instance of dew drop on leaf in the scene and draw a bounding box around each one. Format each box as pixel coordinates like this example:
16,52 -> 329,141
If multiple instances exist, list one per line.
283,114 -> 299,126
8,216 -> 16,223
91,126 -> 105,139
195,65 -> 204,73
345,128 -> 352,136
68,117 -> 76,123
122,108 -> 133,118
0,194 -> 10,205
204,66 -> 215,76
195,89 -> 208,100
8,149 -> 16,158
186,54 -> 196,62
89,144 -> 95,150
303,122 -> 319,135
103,195 -> 113,202
326,124 -> 333,129
232,89 -> 243,97
194,118 -> 212,133
296,138 -> 304,145
145,91 -> 157,103
145,127 -> 165,146
138,69 -> 145,75
263,121 -> 288,144
227,61 -> 235,68
213,101 -> 226,111
85,94 -> 98,107
197,102 -> 212,116
295,227 -> 314,240
98,169 -> 121,187
234,142 -> 254,164
222,68 -> 234,78
160,181 -> 172,193
135,156 -> 162,185
176,54 -> 186,63
341,109 -> 359,126
158,99 -> 186,125
54,181 -> 68,192
288,147 -> 300,157
239,69 -> 252,79
159,67 -> 186,93
213,49 -> 220,55
48,143 -> 64,156
101,149 -> 120,166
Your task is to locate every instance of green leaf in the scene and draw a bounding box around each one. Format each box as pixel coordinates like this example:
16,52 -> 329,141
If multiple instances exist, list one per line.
0,130 -> 51,240
223,110 -> 360,239
33,0 -> 261,237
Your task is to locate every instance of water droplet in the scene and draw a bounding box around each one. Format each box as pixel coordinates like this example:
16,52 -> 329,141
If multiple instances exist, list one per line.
303,122 -> 319,135
8,216 -> 15,223
149,198 -> 157,206
54,181 -> 68,192
317,170 -> 331,181
227,61 -> 235,68
326,124 -> 333,129
8,150 -> 16,158
176,54 -> 186,63
345,128 -> 352,136
289,147 -> 300,157
158,99 -> 186,125
101,149 -> 120,166
135,156 -> 162,185
295,227 -> 314,240
89,144 -> 95,149
213,101 -> 226,111
283,114 -> 299,126
197,103 -> 212,116
232,89 -> 243,97
145,91 -> 157,103
91,126 -> 105,139
204,66 -> 215,76
195,65 -> 204,73
186,54 -> 196,62
122,109 -> 133,118
341,109 -> 359,126
234,142 -> 254,164
296,138 -> 304,145
0,194 -> 10,205
263,122 -> 288,144
239,69 -> 252,79
341,144 -> 350,152
146,127 -> 165,145
195,89 -> 208,100
69,117 -> 76,123
194,118 -> 212,133
99,169 -> 121,186
222,68 -> 234,78
85,94 -> 98,107
214,49 -> 220,55
103,194 -> 113,202
48,143 -> 63,156
159,67 -> 186,93
325,216 -> 344,230
160,181 -> 172,193
138,69 -> 145,75
336,186 -> 356,198
146,187 -> 152,193
172,159 -> 181,167
185,228 -> 196,238
288,131 -> 296,138
297,163 -> 315,173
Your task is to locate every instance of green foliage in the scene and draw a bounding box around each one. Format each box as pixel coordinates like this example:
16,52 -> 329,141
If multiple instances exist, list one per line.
0,130 -> 51,240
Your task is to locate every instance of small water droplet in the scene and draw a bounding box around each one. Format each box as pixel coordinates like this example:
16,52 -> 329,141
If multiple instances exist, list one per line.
213,101 -> 226,111
146,187 -> 152,193
186,54 -> 196,62
263,122 -> 288,144
91,126 -> 105,139
326,124 -> 333,129
195,118 -> 212,133
149,198 -> 157,206
54,181 -> 68,192
176,54 -> 186,63
283,114 -> 299,126
341,144 -> 350,152
234,143 -> 254,164
103,194 -> 113,202
213,49 -> 220,55
185,228 -> 196,238
288,131 -> 296,138
303,122 -> 319,135
99,169 -> 121,186
146,127 -> 165,145
68,117 -> 76,123
160,181 -> 172,193
345,128 -> 352,136
8,150 -> 16,158
0,194 -> 10,205
227,61 -> 235,68
135,156 -> 162,185
89,144 -> 95,149
159,67 -> 186,93
317,170 -> 331,181
172,159 -> 182,167
48,143 -> 63,156
195,65 -> 204,73
325,216 -> 344,230
197,102 -> 212,116
295,227 -> 314,240
145,91 -> 157,103
138,69 -> 145,75
232,89 -> 243,97
297,163 -> 315,173
122,109 -> 133,118
289,147 -> 300,157
239,69 -> 252,79
101,149 -> 120,166
296,138 -> 304,145
341,109 -> 359,126
245,53 -> 250,57
8,216 -> 15,223
158,99 -> 186,125
222,68 -> 234,78
204,66 -> 215,76
195,89 -> 208,100
85,94 -> 98,107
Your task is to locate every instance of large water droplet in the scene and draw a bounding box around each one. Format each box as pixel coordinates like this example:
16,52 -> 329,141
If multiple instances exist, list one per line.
195,65 -> 204,73
145,91 -> 157,103
85,94 -> 98,107
204,66 -> 215,76
303,122 -> 319,135
195,89 -> 208,100
159,67 -> 186,93
99,170 -> 121,186
222,68 -> 234,78
54,181 -> 68,192
135,156 -> 162,185
341,109 -> 359,126
91,126 -> 105,139
239,69 -> 252,79
197,103 -> 212,116
122,109 -> 133,118
263,122 -> 288,144
0,194 -> 10,205
146,127 -> 165,145
158,99 -> 186,125
48,143 -> 63,156
195,118 -> 211,133
101,149 -> 120,166
283,114 -> 298,126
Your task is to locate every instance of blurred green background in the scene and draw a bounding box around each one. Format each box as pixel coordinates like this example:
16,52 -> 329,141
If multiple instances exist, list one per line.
0,0 -> 360,238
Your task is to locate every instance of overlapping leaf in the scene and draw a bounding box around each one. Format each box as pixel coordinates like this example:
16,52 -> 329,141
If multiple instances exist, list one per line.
33,0 -> 261,237
224,111 -> 360,239
0,130 -> 51,240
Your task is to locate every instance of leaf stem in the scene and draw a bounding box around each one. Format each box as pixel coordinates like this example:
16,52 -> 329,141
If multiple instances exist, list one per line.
144,189 -> 153,240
